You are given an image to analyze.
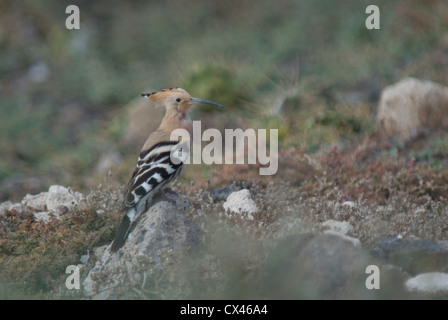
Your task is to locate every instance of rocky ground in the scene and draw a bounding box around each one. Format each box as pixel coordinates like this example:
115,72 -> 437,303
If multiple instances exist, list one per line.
1,180 -> 448,299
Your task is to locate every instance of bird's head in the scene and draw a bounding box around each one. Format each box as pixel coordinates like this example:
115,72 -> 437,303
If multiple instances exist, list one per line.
141,87 -> 223,113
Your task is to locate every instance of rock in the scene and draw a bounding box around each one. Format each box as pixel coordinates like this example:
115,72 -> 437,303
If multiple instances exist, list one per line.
209,180 -> 252,202
82,191 -> 202,299
342,201 -> 356,208
9,202 -> 24,213
296,234 -> 366,291
321,219 -> 354,236
0,201 -> 16,215
2,185 -> 83,222
320,219 -> 360,248
21,192 -> 48,212
263,233 -> 415,299
223,189 -> 257,220
405,272 -> 448,294
262,234 -> 374,299
46,185 -> 83,212
162,188 -> 190,212
322,230 -> 361,248
370,237 -> 448,274
33,211 -> 57,223
377,77 -> 448,141
0,201 -> 24,214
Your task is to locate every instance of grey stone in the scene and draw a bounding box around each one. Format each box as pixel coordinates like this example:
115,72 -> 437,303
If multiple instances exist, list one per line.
406,272 -> 448,294
82,191 -> 202,299
223,189 -> 257,219
262,234 -> 366,299
21,192 -> 48,212
46,185 -> 83,211
370,237 -> 448,274
262,233 -> 415,299
321,219 -> 354,236
208,180 -> 252,202
0,201 -> 17,215
322,230 -> 361,248
377,77 -> 448,141
33,211 -> 57,223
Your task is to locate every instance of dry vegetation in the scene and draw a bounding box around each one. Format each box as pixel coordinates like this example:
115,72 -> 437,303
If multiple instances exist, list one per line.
1,132 -> 448,298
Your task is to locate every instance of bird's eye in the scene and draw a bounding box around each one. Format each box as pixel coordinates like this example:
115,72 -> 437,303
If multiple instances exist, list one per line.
176,98 -> 181,102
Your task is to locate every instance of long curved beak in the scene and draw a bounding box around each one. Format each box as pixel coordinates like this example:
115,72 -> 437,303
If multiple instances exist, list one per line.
190,97 -> 224,108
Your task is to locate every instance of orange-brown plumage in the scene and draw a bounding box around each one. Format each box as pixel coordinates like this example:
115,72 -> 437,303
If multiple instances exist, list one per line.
110,87 -> 222,252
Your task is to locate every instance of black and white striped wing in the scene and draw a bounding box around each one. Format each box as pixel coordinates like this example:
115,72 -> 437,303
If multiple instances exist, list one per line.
111,141 -> 185,252
123,141 -> 184,210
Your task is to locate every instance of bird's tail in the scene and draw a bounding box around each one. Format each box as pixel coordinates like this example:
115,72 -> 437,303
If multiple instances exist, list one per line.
110,208 -> 136,252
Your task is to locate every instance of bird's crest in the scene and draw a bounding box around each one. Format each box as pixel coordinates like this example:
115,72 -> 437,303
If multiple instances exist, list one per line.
141,87 -> 223,111
141,87 -> 187,106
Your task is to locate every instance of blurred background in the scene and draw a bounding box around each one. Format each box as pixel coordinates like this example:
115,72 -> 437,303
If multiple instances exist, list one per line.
1,0 -> 448,201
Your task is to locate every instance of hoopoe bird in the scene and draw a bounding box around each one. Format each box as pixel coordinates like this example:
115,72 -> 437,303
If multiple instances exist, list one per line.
110,87 -> 223,252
